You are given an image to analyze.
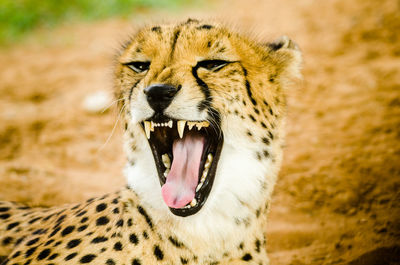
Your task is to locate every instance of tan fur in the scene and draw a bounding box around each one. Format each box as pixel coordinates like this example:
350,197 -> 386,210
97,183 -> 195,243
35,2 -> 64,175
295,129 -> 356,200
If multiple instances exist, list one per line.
0,19 -> 301,264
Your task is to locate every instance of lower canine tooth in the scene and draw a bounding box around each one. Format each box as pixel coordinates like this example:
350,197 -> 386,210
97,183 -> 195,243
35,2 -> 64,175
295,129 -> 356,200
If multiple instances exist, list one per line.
144,121 -> 151,139
190,198 -> 197,207
168,120 -> 173,128
177,120 -> 186,138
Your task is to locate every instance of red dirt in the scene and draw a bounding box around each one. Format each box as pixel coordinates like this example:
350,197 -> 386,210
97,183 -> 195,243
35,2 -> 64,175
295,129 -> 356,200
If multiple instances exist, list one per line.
0,0 -> 399,264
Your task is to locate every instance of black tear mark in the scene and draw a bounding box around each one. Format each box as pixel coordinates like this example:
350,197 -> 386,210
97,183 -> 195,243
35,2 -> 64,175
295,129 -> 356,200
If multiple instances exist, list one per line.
246,80 -> 257,106
128,79 -> 141,103
192,65 -> 211,111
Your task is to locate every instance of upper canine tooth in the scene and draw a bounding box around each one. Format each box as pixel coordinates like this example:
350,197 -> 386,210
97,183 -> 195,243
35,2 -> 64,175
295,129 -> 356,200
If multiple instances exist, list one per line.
177,120 -> 186,138
168,120 -> 173,128
150,121 -> 155,131
187,122 -> 196,130
144,121 -> 151,139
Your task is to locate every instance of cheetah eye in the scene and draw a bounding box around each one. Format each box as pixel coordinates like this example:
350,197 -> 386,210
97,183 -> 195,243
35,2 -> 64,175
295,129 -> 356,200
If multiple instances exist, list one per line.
197,60 -> 229,71
124,61 -> 150,73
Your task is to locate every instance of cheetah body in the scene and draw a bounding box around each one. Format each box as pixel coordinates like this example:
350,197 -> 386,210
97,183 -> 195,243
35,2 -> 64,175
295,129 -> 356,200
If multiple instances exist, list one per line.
0,19 -> 301,265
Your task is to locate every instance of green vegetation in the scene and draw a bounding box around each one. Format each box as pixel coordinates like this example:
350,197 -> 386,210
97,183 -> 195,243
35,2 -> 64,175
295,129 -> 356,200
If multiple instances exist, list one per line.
0,0 -> 198,44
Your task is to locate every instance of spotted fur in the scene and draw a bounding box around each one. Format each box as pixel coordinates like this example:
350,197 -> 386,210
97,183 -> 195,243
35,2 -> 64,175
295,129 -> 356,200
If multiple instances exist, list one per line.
0,19 -> 301,264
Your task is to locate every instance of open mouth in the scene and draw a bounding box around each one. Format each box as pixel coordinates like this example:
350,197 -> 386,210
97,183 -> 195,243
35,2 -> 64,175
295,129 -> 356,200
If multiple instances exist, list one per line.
141,117 -> 223,217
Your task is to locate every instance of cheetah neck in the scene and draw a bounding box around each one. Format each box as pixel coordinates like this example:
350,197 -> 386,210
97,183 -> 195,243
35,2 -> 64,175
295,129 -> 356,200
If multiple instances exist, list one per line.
119,187 -> 270,263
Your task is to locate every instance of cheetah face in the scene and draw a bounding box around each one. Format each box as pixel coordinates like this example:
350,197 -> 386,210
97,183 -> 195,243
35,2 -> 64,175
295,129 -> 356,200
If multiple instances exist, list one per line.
115,20 -> 301,219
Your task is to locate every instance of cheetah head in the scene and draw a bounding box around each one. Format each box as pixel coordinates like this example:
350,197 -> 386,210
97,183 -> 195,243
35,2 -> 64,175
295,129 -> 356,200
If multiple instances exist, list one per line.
115,19 -> 301,224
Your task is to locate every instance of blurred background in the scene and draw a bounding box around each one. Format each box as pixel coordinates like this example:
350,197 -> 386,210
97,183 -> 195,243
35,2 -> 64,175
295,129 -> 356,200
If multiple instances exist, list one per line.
0,0 -> 399,264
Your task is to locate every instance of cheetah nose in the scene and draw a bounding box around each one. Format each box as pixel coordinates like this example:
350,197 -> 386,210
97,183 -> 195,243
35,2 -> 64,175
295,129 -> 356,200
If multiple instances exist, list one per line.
144,84 -> 180,113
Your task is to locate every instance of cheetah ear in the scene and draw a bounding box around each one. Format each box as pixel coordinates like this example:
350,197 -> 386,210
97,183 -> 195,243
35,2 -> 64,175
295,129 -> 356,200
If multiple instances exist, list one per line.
265,36 -> 302,83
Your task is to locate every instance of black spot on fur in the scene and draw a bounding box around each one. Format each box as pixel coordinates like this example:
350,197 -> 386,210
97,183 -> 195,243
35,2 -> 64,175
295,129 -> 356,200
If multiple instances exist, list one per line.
2,237 -> 12,245
197,24 -> 213,30
80,217 -> 88,223
129,234 -> 139,245
268,131 -> 274,140
96,216 -> 110,226
0,213 -> 10,219
255,239 -> 261,252
65,252 -> 77,261
28,217 -> 41,224
96,203 -> 107,212
239,242 -> 244,249
49,227 -> 61,237
91,236 -> 108,243
132,258 -> 141,265
76,210 -> 87,217
80,254 -> 97,263
113,207 -> 120,214
106,259 -> 116,265
249,114 -> 256,122
26,238 -> 39,246
67,239 -> 81,249
112,198 -> 119,204
37,248 -> 51,260
116,219 -> 124,227
127,218 -> 133,227
0,207 -> 10,212
11,250 -> 21,258
151,26 -> 161,33
45,239 -> 54,246
263,150 -> 270,158
137,206 -> 153,229
261,122 -> 267,129
242,253 -> 253,261
25,247 -> 37,258
180,257 -> 189,264
114,242 -> 123,251
254,108 -> 260,114
247,131 -> 253,137
48,253 -> 59,260
256,208 -> 261,218
61,226 -> 75,236
262,137 -> 270,145
143,231 -> 149,239
77,225 -> 88,232
153,245 -> 164,260
168,236 -> 184,248
6,222 -> 19,230
207,41 -> 212,47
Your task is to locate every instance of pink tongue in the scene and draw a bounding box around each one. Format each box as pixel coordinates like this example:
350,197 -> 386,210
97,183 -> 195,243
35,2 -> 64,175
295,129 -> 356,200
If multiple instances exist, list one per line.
161,134 -> 204,209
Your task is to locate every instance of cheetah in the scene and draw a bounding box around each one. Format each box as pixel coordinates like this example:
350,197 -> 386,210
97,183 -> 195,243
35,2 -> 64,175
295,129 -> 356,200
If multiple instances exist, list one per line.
0,19 -> 301,264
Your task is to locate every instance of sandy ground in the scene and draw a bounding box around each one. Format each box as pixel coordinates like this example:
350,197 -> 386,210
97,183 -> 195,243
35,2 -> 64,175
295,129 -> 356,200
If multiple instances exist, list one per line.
0,0 -> 399,264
